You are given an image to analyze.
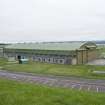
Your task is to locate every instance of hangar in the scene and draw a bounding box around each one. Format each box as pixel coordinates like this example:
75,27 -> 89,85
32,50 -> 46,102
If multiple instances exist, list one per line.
3,42 -> 98,65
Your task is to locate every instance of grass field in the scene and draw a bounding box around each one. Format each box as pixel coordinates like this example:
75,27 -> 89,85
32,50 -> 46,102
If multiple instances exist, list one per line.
0,58 -> 8,66
0,78 -> 105,105
1,58 -> 105,79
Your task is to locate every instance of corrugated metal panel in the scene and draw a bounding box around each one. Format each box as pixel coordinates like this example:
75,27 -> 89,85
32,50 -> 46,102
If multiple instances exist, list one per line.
5,42 -> 86,51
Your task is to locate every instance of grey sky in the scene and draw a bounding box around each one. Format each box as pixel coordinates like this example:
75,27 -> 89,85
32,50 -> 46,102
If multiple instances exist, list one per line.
0,0 -> 105,42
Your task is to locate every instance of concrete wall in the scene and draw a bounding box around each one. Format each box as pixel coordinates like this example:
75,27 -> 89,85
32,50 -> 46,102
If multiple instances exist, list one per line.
87,49 -> 97,62
31,55 -> 72,64
76,49 -> 97,64
4,52 -> 73,64
76,51 -> 82,64
82,50 -> 87,64
71,58 -> 77,65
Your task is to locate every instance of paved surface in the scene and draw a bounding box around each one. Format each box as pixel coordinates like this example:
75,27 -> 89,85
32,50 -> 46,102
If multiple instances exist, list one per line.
87,59 -> 105,65
0,70 -> 105,92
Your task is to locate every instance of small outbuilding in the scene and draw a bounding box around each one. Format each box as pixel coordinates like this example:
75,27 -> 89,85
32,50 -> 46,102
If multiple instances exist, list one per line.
3,42 -> 98,65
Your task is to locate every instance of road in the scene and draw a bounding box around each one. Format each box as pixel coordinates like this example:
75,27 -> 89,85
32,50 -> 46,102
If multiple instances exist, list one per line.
0,70 -> 105,92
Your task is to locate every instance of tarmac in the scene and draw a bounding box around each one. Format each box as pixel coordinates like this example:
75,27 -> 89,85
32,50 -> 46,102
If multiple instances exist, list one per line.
0,70 -> 105,92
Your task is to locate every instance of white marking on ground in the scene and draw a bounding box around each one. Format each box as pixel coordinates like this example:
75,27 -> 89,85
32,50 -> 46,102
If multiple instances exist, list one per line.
71,84 -> 76,89
88,86 -> 91,91
11,76 -> 17,79
79,85 -> 82,90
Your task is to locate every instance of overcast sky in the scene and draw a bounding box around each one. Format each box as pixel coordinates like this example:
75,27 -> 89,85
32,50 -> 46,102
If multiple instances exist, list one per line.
0,0 -> 105,43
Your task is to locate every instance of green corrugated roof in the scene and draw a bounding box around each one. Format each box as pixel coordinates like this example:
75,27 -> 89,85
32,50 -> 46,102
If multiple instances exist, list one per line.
5,42 -> 96,51
0,44 -> 9,48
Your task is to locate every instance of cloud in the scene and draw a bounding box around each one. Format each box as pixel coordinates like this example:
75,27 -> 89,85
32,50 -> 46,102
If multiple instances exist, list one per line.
0,0 -> 105,42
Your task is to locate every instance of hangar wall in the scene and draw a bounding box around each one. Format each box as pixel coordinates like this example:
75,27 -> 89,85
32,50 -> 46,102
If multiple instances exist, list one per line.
76,49 -> 97,64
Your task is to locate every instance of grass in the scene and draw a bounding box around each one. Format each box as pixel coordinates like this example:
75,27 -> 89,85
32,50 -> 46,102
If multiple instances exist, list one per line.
1,57 -> 105,79
0,78 -> 105,105
1,60 -> 105,79
0,58 -> 8,66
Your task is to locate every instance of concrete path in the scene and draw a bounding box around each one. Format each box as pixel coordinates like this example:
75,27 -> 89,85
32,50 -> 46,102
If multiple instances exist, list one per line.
87,59 -> 105,65
0,70 -> 105,92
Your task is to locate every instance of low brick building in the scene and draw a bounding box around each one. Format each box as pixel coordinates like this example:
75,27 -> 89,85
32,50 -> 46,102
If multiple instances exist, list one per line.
3,42 -> 98,64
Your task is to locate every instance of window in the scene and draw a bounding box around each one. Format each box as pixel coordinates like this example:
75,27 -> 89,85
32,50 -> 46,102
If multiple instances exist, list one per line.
60,60 -> 63,63
38,58 -> 41,61
47,58 -> 50,62
42,58 -> 46,62
55,59 -> 58,63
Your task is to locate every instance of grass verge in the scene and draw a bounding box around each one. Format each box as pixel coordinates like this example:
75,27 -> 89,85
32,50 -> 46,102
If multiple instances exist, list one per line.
2,62 -> 105,79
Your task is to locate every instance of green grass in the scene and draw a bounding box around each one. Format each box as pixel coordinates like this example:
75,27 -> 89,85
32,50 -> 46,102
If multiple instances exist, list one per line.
0,58 -> 8,66
0,78 -> 105,105
1,61 -> 105,79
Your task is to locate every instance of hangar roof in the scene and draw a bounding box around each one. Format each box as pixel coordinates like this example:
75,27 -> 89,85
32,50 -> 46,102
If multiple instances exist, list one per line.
5,42 -> 97,51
